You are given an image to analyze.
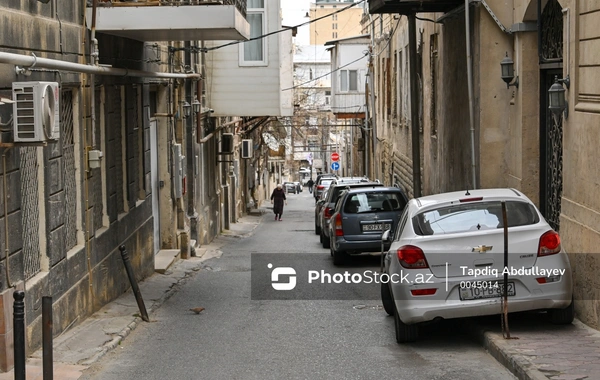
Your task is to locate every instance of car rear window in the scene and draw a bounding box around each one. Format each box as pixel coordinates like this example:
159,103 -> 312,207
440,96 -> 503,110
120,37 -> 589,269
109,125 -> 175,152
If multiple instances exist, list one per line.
412,200 -> 540,236
343,192 -> 405,214
320,179 -> 334,186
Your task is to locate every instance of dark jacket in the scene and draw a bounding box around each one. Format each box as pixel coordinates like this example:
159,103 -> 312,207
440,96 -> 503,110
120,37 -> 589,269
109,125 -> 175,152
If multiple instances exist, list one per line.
271,188 -> 286,214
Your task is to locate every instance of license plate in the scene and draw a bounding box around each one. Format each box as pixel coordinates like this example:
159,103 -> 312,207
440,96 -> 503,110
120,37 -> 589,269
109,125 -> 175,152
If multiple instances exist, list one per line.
459,281 -> 515,301
362,223 -> 391,232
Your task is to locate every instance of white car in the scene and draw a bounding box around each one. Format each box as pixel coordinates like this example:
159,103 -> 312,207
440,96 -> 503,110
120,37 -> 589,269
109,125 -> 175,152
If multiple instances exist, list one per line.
381,188 -> 573,343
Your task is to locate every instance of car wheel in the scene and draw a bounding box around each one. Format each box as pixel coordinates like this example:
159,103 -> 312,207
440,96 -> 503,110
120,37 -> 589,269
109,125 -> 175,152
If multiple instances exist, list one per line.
332,248 -> 346,266
381,280 -> 394,316
549,298 -> 575,325
319,230 -> 323,243
394,303 -> 418,343
315,222 -> 321,235
321,233 -> 330,249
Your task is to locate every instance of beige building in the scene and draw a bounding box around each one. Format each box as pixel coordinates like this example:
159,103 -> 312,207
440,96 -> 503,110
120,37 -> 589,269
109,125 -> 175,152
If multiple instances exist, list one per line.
365,0 -> 600,329
309,0 -> 364,45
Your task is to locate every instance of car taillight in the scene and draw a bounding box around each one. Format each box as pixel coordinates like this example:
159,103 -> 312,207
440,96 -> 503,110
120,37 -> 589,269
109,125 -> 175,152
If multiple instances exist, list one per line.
538,230 -> 561,256
324,207 -> 333,219
397,245 -> 429,269
410,288 -> 437,296
317,185 -> 324,190
335,213 -> 344,236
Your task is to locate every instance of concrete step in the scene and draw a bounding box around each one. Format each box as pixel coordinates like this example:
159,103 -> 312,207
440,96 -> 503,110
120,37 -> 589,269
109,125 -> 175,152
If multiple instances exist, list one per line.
154,249 -> 180,274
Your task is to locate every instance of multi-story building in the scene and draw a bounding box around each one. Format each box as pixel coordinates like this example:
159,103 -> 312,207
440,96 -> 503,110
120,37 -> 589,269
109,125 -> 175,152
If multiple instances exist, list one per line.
365,0 -> 600,329
0,0 -> 291,370
310,0 -> 365,44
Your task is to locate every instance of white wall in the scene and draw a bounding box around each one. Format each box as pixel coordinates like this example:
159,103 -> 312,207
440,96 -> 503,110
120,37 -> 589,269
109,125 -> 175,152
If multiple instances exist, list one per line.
205,0 -> 293,117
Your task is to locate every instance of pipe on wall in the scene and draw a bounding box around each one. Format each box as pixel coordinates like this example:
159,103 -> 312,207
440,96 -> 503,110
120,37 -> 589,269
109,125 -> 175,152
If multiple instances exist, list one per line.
1,52 -> 201,80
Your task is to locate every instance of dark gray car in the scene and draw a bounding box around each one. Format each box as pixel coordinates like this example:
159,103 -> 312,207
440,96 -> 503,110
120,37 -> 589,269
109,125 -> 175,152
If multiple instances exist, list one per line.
328,187 -> 408,265
317,182 -> 383,248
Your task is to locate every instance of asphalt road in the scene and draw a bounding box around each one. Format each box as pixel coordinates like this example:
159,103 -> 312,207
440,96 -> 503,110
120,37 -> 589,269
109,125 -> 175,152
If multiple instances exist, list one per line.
81,188 -> 516,380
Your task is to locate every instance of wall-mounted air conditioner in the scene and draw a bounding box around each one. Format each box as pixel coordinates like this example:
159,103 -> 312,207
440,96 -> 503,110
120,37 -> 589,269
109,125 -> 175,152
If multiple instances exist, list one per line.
12,81 -> 60,143
241,139 -> 253,159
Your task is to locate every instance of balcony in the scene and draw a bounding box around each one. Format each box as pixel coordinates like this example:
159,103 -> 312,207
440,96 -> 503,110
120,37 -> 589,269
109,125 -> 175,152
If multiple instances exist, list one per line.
86,0 -> 250,42
368,0 -> 463,14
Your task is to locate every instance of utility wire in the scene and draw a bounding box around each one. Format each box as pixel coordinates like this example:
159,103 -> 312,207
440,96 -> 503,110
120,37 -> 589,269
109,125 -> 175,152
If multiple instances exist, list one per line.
200,0 -> 367,53
282,52 -> 369,91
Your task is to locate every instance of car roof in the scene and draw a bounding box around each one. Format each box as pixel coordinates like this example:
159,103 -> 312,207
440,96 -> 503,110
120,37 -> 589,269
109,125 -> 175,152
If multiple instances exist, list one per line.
413,188 -> 529,209
344,186 -> 403,194
331,182 -> 382,190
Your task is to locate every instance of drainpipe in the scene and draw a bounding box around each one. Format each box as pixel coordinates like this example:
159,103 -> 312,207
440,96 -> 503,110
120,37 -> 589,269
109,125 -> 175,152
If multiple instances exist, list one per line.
4,52 -> 200,80
367,49 -> 378,181
184,42 -> 198,243
465,0 -> 477,189
408,14 -> 422,197
91,0 -> 98,148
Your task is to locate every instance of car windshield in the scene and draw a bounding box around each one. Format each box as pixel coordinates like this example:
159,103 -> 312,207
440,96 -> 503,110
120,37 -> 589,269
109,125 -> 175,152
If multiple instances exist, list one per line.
412,200 -> 540,236
343,192 -> 405,214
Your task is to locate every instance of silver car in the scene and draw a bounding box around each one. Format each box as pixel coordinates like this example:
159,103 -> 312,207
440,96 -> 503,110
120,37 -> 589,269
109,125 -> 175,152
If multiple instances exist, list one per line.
381,188 -> 573,343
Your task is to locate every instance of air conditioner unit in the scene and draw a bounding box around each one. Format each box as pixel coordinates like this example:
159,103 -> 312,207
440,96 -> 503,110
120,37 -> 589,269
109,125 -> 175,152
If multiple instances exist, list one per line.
241,139 -> 253,159
12,81 -> 60,143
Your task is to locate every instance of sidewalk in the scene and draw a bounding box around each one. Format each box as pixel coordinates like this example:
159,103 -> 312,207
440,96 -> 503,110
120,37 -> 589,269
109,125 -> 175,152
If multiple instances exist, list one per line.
0,215 -> 262,380
468,313 -> 600,380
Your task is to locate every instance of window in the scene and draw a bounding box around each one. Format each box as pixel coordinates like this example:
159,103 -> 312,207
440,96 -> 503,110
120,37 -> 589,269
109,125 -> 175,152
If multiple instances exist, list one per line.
240,0 -> 267,66
332,14 -> 338,21
333,32 -> 337,39
340,70 -> 358,92
413,201 -> 541,236
333,23 -> 337,30
325,90 -> 331,105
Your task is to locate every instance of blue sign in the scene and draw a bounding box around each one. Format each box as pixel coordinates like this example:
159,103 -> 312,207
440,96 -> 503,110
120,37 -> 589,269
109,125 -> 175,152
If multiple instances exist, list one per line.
331,162 -> 340,171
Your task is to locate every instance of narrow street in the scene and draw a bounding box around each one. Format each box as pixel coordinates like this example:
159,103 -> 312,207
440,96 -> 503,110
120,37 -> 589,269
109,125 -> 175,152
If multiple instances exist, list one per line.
81,191 -> 515,380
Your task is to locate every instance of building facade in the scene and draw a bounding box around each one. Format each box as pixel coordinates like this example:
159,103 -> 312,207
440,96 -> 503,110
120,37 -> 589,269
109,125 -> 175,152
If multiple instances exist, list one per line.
0,0 -> 291,371
365,0 -> 600,329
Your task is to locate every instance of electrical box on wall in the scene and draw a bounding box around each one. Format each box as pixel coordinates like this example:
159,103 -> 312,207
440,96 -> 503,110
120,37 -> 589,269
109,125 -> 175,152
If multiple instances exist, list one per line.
241,139 -> 253,159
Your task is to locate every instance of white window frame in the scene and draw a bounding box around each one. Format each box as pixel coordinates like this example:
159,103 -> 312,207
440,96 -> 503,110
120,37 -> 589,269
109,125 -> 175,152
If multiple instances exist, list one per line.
340,70 -> 359,92
239,0 -> 268,67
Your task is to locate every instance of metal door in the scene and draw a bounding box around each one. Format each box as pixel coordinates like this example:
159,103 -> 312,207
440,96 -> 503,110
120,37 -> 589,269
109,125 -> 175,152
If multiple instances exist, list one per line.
538,0 -> 564,231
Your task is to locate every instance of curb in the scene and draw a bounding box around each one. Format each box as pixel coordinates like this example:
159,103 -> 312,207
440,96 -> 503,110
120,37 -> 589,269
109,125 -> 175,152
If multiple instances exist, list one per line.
465,321 -> 548,380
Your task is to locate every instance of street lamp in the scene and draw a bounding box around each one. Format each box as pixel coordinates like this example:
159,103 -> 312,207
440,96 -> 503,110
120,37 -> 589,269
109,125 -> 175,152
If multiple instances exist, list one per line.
500,52 -> 519,89
548,75 -> 570,119
182,100 -> 191,118
192,96 -> 201,114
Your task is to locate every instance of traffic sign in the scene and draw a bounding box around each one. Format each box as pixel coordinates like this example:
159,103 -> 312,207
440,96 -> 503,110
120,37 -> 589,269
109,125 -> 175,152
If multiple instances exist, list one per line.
331,152 -> 340,162
331,162 -> 340,171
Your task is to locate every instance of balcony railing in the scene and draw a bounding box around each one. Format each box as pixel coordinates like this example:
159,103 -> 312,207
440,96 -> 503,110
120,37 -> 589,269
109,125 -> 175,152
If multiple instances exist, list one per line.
100,0 -> 247,18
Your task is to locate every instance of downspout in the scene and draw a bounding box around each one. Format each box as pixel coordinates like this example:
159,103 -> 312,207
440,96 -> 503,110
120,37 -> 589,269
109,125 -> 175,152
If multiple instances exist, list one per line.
184,41 -> 198,242
91,0 -> 98,148
408,14 -> 422,197
465,0 -> 477,189
367,48 -> 378,181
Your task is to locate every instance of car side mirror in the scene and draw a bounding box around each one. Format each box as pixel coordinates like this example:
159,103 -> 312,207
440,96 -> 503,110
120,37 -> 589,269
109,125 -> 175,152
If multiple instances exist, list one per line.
381,229 -> 392,242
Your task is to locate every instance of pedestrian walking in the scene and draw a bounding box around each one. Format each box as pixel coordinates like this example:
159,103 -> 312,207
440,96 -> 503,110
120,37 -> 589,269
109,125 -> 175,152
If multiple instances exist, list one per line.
271,184 -> 287,221
307,178 -> 315,194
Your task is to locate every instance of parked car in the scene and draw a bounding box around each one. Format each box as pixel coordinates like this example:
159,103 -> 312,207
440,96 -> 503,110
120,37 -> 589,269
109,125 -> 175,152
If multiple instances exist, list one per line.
283,182 -> 297,194
328,187 -> 408,265
331,176 -> 371,186
317,182 -> 384,248
314,189 -> 330,234
293,181 -> 302,193
380,188 -> 574,343
313,174 -> 337,201
314,177 -> 336,202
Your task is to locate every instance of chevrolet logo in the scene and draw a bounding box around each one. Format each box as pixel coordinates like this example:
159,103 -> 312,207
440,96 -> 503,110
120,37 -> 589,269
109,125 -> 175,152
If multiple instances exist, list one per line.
472,245 -> 493,253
